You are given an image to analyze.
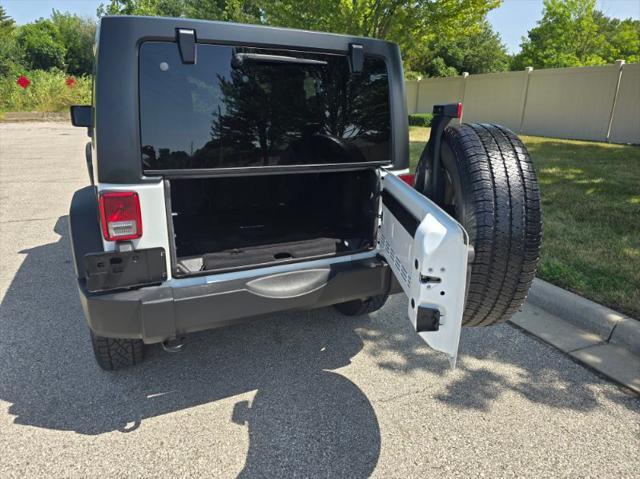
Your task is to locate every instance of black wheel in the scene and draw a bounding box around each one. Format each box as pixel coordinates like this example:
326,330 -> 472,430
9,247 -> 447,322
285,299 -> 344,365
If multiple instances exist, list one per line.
334,295 -> 388,316
417,123 -> 542,327
90,331 -> 145,370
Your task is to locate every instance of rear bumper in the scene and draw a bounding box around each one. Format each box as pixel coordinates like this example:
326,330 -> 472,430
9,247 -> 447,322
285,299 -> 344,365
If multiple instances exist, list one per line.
78,257 -> 397,343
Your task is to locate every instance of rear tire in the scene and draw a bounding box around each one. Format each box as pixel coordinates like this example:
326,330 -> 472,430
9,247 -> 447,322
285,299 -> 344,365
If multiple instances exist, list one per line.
334,295 -> 388,316
418,123 -> 542,327
90,331 -> 145,370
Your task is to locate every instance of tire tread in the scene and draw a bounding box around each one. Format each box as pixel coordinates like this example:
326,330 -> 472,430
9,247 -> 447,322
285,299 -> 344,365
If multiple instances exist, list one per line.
443,123 -> 542,327
90,332 -> 145,370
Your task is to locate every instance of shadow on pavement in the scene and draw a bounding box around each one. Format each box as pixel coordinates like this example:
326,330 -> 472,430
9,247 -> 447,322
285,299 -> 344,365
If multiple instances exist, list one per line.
1,216 -> 381,477
1,217 -> 638,473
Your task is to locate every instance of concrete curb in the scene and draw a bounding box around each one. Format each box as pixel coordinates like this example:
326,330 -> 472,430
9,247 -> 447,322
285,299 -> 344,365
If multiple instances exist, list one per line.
515,278 -> 640,394
0,112 -> 70,122
527,278 -> 640,355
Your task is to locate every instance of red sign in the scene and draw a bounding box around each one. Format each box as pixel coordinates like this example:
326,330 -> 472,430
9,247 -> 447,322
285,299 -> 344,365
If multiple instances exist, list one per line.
17,75 -> 30,89
65,77 -> 76,88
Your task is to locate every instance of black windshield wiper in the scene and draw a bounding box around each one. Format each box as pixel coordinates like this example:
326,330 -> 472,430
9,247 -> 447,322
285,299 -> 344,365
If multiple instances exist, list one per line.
232,53 -> 327,67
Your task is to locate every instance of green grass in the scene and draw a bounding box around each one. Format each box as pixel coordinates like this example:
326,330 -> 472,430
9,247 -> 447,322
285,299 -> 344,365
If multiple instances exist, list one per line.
409,126 -> 430,168
409,126 -> 640,317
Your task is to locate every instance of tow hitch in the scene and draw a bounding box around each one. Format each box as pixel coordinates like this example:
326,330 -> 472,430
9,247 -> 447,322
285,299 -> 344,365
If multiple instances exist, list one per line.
162,337 -> 186,353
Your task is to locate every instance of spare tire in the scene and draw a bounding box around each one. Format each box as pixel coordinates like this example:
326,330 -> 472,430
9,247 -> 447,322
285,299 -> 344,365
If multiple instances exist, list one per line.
416,123 -> 542,327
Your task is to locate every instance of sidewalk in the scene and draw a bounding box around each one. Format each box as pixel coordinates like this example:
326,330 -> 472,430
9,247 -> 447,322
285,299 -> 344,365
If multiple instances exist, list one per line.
512,279 -> 640,394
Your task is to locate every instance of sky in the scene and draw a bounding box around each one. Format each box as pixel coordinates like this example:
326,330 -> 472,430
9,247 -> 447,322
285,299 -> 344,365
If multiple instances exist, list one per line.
3,0 -> 640,53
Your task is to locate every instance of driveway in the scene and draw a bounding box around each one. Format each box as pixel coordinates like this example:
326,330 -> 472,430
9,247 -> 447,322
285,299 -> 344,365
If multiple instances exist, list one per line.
0,122 -> 638,478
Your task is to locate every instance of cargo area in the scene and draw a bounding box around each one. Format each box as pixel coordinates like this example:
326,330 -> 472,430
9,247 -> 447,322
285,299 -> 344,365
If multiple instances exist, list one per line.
169,170 -> 379,275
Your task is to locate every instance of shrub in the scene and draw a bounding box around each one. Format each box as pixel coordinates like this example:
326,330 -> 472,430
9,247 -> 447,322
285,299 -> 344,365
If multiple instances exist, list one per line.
16,20 -> 66,71
0,69 -> 91,113
408,113 -> 433,127
51,11 -> 96,76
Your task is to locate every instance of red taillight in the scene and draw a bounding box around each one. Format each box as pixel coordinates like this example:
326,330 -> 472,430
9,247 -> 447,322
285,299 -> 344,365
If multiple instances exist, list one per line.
456,102 -> 463,118
98,191 -> 142,241
398,173 -> 415,187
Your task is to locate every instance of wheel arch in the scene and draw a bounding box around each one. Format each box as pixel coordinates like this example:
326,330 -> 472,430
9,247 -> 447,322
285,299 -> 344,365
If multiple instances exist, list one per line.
69,185 -> 103,279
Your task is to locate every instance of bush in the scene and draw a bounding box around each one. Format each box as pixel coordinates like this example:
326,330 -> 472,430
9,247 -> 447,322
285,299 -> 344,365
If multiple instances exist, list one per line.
16,20 -> 66,71
51,11 -> 96,76
0,69 -> 91,113
408,113 -> 433,127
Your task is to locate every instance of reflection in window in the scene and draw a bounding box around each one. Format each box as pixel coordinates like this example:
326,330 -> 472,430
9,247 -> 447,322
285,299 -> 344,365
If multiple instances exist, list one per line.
140,42 -> 391,170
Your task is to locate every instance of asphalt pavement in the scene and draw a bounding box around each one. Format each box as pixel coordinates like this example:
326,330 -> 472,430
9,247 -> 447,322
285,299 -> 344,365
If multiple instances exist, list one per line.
0,122 -> 638,478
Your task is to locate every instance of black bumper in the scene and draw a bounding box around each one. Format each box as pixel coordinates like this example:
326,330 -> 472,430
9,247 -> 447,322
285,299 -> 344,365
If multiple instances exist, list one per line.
78,258 -> 396,343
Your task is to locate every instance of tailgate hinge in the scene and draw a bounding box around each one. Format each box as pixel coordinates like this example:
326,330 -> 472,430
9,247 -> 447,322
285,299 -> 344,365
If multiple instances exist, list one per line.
177,28 -> 197,64
349,43 -> 364,73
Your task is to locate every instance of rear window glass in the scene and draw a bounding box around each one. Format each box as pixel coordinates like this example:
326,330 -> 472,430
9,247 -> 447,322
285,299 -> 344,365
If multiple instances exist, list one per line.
139,42 -> 391,170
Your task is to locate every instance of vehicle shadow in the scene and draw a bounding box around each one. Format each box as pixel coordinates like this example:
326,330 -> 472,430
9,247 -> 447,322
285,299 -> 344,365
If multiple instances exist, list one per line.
1,216 -> 383,476
1,217 -> 637,472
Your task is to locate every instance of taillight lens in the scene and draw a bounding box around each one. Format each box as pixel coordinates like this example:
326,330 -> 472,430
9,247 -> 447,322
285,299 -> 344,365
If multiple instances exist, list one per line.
398,173 -> 415,187
98,191 -> 142,241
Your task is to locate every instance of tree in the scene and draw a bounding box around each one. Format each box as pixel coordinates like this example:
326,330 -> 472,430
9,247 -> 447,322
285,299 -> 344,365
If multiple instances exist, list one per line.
512,0 -> 607,69
97,0 -> 263,22
607,19 -> 640,63
16,19 -> 67,71
594,13 -> 640,64
512,0 -> 640,69
185,0 -> 262,24
420,20 -> 509,77
0,6 -> 19,75
0,5 -> 14,33
97,0 -> 187,17
97,0 -> 263,23
97,0 -> 501,73
261,0 -> 501,72
51,11 -> 96,75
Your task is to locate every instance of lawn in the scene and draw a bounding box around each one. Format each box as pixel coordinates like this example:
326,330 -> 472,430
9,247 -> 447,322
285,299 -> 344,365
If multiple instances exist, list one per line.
409,126 -> 640,318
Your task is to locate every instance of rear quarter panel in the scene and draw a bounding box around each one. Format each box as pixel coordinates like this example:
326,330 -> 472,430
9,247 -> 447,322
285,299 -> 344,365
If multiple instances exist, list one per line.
97,181 -> 173,277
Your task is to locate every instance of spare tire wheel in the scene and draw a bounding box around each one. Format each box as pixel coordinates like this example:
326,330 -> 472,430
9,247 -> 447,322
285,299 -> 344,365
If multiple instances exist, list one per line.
416,123 -> 542,327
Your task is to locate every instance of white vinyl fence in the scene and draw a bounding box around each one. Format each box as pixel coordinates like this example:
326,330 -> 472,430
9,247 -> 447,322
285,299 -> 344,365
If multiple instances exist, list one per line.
405,61 -> 639,144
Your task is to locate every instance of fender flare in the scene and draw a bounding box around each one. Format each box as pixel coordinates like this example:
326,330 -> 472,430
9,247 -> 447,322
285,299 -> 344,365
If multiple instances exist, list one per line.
69,186 -> 103,278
